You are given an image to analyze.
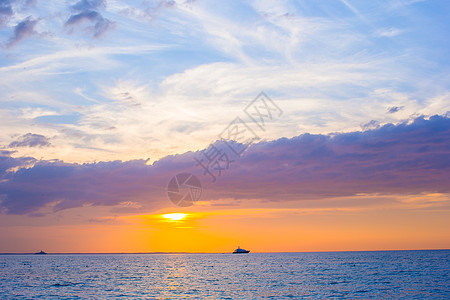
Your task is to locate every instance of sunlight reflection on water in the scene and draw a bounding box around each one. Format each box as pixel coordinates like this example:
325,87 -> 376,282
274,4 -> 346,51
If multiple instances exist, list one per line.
0,250 -> 448,299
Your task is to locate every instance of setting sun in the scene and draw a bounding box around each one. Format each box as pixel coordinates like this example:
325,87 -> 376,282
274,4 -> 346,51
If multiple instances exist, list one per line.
162,213 -> 188,221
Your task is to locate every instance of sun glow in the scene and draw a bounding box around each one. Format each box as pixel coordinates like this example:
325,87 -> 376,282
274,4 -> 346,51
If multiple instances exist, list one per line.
162,213 -> 187,221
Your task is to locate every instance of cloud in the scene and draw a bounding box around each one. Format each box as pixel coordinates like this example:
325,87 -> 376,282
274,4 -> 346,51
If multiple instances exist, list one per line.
0,0 -> 39,31
215,114 -> 450,202
1,0 -> 449,165
0,152 -> 35,176
0,0 -> 13,29
71,0 -> 105,11
0,115 -> 448,215
376,27 -> 404,37
387,106 -> 404,113
6,16 -> 39,47
8,133 -> 51,148
388,0 -> 429,10
118,0 -> 182,22
361,120 -> 380,130
65,0 -> 114,38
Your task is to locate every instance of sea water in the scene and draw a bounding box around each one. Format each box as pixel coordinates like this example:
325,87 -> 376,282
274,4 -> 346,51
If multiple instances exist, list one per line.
0,250 -> 448,299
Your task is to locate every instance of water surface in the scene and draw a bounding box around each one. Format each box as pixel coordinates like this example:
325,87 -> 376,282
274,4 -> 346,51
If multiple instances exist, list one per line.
0,250 -> 448,299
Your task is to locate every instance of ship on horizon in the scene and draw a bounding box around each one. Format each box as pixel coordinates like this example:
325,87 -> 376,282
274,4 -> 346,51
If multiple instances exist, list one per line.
34,250 -> 47,255
232,246 -> 250,254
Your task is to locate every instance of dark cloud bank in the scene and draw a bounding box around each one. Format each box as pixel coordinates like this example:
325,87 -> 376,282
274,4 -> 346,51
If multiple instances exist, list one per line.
1,115 -> 449,215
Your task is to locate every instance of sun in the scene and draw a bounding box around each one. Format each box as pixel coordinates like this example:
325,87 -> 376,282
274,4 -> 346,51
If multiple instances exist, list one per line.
162,213 -> 187,221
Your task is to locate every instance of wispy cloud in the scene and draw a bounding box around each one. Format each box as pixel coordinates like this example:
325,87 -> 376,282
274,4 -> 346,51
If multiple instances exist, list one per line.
117,0 -> 178,23
376,27 -> 404,37
0,0 -> 449,165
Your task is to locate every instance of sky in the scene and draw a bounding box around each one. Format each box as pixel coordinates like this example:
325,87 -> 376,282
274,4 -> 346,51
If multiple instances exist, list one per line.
0,0 -> 449,253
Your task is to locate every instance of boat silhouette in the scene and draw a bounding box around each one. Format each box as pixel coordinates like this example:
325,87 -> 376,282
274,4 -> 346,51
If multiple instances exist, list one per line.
232,246 -> 250,254
34,250 -> 47,255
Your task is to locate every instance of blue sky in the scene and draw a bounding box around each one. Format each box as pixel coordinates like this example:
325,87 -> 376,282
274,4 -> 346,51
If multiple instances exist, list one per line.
1,0 -> 449,163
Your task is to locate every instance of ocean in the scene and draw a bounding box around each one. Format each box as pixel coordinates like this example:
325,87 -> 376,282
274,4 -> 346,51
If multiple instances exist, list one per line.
0,250 -> 448,299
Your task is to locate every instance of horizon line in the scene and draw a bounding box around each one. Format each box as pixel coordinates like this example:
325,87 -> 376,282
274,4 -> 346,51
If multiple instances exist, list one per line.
1,248 -> 448,255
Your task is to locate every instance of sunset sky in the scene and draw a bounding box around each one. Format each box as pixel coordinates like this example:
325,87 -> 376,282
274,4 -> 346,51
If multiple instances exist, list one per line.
0,0 -> 449,253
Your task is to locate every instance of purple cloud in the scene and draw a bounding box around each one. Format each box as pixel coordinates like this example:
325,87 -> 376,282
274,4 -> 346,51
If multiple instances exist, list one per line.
0,151 -> 35,176
65,0 -> 113,38
361,120 -> 380,130
388,106 -> 404,113
8,133 -> 51,148
6,16 -> 39,48
212,115 -> 450,202
0,0 -> 13,29
71,0 -> 105,11
0,115 -> 449,215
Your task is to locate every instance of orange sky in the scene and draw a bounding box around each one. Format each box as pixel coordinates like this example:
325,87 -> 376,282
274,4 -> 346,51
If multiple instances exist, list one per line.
1,193 -> 448,253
